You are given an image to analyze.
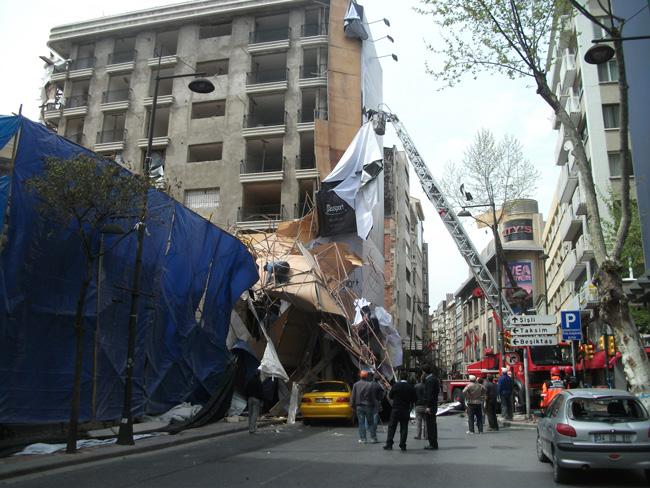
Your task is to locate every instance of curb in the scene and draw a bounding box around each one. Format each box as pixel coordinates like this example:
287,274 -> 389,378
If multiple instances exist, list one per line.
0,419 -> 282,481
501,420 -> 537,430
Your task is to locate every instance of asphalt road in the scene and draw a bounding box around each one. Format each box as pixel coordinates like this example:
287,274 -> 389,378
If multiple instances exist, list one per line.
2,415 -> 647,487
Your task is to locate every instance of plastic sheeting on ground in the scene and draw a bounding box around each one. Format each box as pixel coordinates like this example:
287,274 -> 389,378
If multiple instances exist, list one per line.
13,433 -> 164,456
0,116 -> 259,423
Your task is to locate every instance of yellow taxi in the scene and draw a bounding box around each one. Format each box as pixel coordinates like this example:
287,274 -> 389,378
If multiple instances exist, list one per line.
300,381 -> 354,423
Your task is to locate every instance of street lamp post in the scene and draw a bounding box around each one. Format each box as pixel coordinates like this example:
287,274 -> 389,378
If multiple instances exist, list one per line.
116,57 -> 214,446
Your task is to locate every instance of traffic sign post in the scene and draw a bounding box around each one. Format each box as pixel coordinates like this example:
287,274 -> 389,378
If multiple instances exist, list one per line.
561,311 -> 582,378
508,325 -> 558,336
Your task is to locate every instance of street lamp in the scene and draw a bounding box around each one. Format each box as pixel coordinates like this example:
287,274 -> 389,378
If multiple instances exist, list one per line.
116,56 -> 215,446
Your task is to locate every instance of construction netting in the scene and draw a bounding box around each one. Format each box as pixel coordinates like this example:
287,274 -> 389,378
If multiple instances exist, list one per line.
0,116 -> 258,423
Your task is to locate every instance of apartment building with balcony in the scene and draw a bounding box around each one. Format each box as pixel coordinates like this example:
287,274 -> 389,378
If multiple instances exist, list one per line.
542,1 -> 644,334
431,294 -> 456,375
41,0 -> 382,245
383,147 -> 430,361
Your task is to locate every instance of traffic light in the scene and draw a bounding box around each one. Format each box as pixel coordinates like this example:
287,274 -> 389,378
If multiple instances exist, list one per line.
578,344 -> 586,358
598,335 -> 606,351
585,344 -> 595,360
503,331 -> 512,350
608,336 -> 616,356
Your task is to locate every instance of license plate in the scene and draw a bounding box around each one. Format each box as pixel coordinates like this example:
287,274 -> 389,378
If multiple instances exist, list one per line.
315,398 -> 332,403
594,433 -> 631,443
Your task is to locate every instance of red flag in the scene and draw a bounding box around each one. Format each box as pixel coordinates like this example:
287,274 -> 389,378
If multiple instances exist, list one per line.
462,332 -> 471,352
493,310 -> 503,331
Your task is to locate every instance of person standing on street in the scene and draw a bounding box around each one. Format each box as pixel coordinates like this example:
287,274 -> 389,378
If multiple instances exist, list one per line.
245,369 -> 263,434
463,375 -> 485,434
484,374 -> 499,431
351,370 -> 379,444
497,367 -> 513,420
422,364 -> 440,450
413,371 -> 428,440
369,371 -> 385,436
383,371 -> 417,451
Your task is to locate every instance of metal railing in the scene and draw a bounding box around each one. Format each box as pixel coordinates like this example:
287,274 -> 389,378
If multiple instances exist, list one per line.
107,50 -> 137,65
299,64 -> 327,79
96,128 -> 127,144
243,111 -> 287,128
300,23 -> 328,37
53,57 -> 96,73
240,157 -> 285,174
66,94 -> 89,108
65,132 -> 84,144
102,89 -> 130,103
298,108 -> 328,123
246,68 -> 288,84
152,46 -> 177,57
238,204 -> 285,222
249,27 -> 291,44
295,153 -> 315,170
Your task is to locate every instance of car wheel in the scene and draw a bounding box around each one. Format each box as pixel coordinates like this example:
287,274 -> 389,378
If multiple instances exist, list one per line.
536,434 -> 550,463
552,449 -> 570,484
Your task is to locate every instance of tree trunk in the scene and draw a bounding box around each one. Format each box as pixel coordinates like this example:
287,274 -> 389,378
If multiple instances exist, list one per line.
597,260 -> 650,410
66,263 -> 93,454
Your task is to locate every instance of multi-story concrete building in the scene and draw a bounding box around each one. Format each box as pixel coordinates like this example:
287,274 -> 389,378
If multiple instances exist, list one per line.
543,2 -> 644,358
41,0 -> 387,306
383,147 -> 429,363
431,294 -> 455,375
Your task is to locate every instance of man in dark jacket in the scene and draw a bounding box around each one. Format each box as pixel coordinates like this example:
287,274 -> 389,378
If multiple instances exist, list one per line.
351,370 -> 382,443
245,370 -> 264,434
497,367 -> 513,420
484,374 -> 499,431
422,364 -> 440,450
383,371 -> 417,451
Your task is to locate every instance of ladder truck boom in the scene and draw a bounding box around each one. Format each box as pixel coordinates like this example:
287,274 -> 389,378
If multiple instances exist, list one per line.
370,109 -> 515,329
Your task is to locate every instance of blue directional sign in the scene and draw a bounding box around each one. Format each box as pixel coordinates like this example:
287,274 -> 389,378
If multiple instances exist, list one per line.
561,311 -> 582,341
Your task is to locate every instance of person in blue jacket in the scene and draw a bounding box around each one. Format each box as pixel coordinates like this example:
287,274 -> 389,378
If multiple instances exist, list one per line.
497,367 -> 513,420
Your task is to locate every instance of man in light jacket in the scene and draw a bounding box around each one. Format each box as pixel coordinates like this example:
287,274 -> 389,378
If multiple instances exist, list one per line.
463,375 -> 486,434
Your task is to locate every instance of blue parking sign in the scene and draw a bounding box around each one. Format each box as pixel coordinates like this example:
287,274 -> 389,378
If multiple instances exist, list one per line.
561,311 -> 582,341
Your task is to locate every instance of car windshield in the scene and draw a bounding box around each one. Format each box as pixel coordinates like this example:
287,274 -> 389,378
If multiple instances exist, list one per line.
307,382 -> 348,393
529,345 -> 572,365
568,397 -> 649,422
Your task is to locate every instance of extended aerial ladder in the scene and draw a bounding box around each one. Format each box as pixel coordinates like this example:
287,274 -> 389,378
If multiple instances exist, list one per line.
368,109 -> 516,330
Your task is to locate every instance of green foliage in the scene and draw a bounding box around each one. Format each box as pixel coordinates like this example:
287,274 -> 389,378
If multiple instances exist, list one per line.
417,0 -> 562,87
26,155 -> 150,258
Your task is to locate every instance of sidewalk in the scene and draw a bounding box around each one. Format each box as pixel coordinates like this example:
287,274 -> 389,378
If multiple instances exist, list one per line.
501,413 -> 538,430
0,417 -> 284,481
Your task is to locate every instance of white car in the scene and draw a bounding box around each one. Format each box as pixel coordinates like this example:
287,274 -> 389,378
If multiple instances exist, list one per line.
536,388 -> 650,484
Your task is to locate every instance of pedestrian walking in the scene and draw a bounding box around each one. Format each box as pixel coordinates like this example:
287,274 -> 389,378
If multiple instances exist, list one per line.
383,371 -> 417,451
497,367 -> 513,420
245,370 -> 263,434
413,372 -> 428,440
463,375 -> 485,434
484,374 -> 499,431
351,370 -> 380,443
422,364 -> 440,450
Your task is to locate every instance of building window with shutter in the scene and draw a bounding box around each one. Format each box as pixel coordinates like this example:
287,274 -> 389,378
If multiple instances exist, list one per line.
184,188 -> 220,210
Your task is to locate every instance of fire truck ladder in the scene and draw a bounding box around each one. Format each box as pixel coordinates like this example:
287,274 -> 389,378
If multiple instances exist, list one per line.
370,109 -> 515,329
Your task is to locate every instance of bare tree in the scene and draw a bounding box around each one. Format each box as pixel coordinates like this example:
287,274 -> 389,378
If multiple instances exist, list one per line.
418,0 -> 650,404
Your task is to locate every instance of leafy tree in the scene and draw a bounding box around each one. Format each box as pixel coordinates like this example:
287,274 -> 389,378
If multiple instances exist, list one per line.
418,0 -> 650,404
26,155 -> 150,453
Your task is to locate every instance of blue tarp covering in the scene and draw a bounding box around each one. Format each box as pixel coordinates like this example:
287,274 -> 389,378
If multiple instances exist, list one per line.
0,116 -> 259,423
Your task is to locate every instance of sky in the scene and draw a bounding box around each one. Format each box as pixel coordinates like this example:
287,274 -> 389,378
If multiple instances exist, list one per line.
0,0 -> 560,308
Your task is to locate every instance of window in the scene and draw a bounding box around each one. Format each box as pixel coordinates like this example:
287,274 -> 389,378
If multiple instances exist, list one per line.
184,188 -> 220,210
405,268 -> 411,283
406,294 -> 412,311
199,21 -> 232,39
196,59 -> 229,76
602,104 -> 620,129
608,152 -> 634,178
187,142 -> 223,162
597,60 -> 618,83
191,100 -> 226,119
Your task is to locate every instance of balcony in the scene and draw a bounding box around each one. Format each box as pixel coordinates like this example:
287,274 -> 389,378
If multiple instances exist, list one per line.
51,57 -> 95,81
239,157 -> 285,183
147,54 -> 178,68
62,94 -> 89,117
136,136 -> 170,149
245,68 -> 288,93
100,90 -> 131,112
298,64 -> 327,88
575,233 -> 594,263
237,204 -> 285,230
300,23 -> 328,46
559,206 -> 582,242
297,109 -> 327,132
64,132 -> 84,145
559,49 -> 576,92
248,27 -> 291,53
554,124 -> 569,166
295,154 -> 319,180
572,186 -> 587,216
106,50 -> 137,73
95,129 -> 127,153
42,102 -> 62,122
563,248 -> 585,282
559,164 -> 578,203
242,111 -> 287,138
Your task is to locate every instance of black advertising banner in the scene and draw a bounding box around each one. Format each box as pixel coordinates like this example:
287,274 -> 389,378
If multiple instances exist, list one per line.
316,188 -> 357,237
502,218 -> 534,242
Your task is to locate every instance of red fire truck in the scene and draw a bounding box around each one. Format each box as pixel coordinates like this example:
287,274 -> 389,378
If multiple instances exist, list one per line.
441,345 -> 573,410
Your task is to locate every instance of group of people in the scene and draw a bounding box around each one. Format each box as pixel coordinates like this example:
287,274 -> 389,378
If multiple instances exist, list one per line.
351,365 -> 440,452
462,367 -> 515,434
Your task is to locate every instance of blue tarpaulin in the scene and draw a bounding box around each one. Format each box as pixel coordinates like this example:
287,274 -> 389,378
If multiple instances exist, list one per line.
0,116 -> 259,423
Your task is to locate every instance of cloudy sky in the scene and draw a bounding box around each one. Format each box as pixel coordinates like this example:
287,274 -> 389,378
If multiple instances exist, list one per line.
0,0 -> 560,307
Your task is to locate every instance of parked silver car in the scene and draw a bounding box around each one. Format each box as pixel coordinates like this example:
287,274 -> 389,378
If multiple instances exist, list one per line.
536,388 -> 650,484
